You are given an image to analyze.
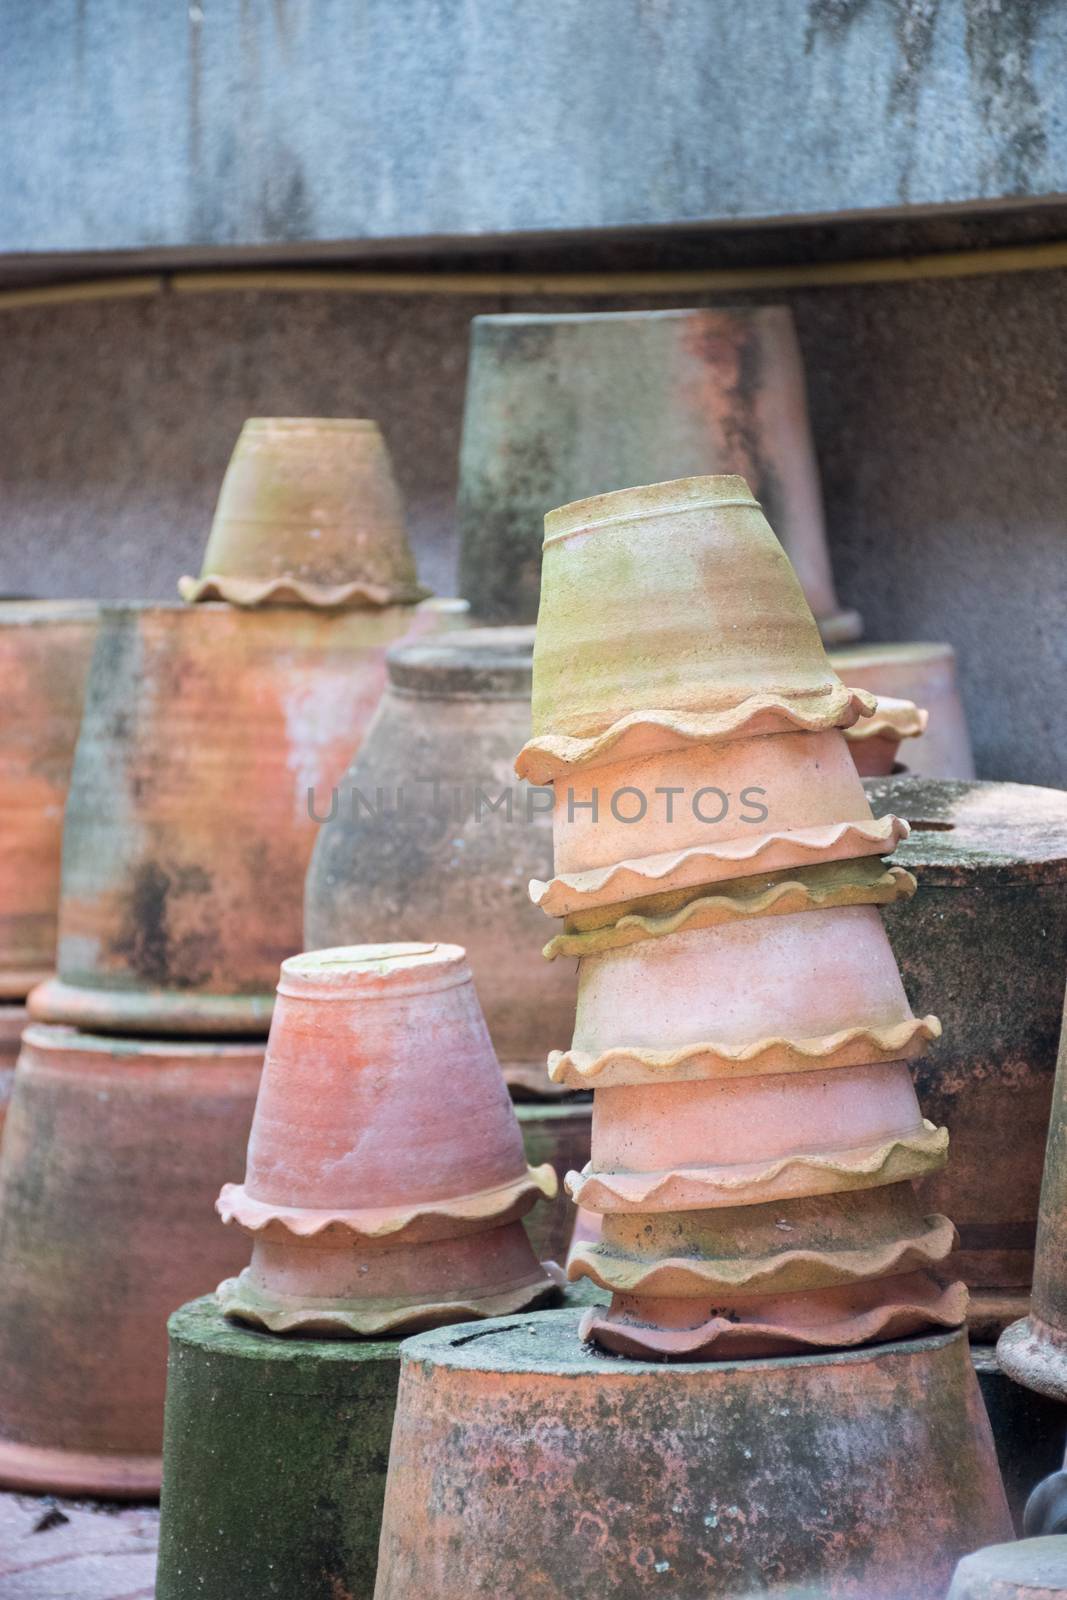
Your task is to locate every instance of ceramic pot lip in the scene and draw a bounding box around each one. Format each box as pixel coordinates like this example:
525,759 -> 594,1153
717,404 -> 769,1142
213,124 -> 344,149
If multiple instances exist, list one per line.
472,307 -> 790,333
238,416 -> 382,434
278,942 -> 471,1001
543,473 -> 759,546
28,976 -> 276,1036
18,1020 -> 265,1063
386,625 -> 533,699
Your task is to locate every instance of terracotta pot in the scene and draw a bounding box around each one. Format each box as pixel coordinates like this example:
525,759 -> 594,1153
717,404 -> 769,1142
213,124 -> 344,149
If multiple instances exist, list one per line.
30,600 -> 453,1036
0,1003 -> 25,1138
374,1310 -> 1011,1600
516,1100 -> 588,1263
844,695 -> 927,777
517,475 -> 874,778
947,1538 -> 1067,1599
0,600 -> 99,998
305,627 -> 577,1096
0,1023 -> 262,1497
831,641 -> 975,779
217,944 -> 559,1334
456,308 -> 860,641
869,776 -> 1067,1335
180,417 -> 429,608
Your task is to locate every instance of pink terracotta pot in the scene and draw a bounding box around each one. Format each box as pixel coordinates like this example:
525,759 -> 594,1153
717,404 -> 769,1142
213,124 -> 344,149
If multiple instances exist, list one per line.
0,1003 -> 26,1139
0,601 -> 99,998
0,1024 -> 263,1498
180,417 -> 429,609
30,601 -> 455,1036
844,696 -> 927,777
831,641 -> 975,780
217,944 -> 559,1334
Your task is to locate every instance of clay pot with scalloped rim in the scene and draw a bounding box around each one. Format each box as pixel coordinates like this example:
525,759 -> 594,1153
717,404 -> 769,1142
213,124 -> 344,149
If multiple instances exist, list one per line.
216,944 -> 559,1334
180,418 -> 429,610
831,641 -> 975,780
844,696 -> 927,777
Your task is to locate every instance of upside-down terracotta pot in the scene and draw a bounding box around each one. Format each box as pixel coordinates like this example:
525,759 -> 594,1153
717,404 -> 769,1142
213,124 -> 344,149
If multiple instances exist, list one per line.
869,776 -> 1067,1336
30,600 -> 456,1036
180,417 -> 429,609
374,1310 -> 1011,1600
519,476 -> 873,774
831,640 -> 975,779
947,1538 -> 1067,1599
0,600 -> 100,998
456,308 -> 860,640
217,944 -> 559,1334
844,695 -> 927,776
0,1023 -> 262,1497
305,628 -> 577,1096
0,1004 -> 26,1137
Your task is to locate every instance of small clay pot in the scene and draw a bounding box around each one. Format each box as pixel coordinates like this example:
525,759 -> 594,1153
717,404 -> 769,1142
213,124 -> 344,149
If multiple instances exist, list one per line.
519,475 -> 873,772
831,641 -> 975,780
0,600 -> 99,998
844,696 -> 927,777
0,1023 -> 263,1497
180,418 -> 429,608
374,1310 -> 1011,1600
217,944 -> 559,1334
30,601 -> 452,1036
0,1003 -> 26,1137
456,308 -> 860,641
305,627 -> 577,1095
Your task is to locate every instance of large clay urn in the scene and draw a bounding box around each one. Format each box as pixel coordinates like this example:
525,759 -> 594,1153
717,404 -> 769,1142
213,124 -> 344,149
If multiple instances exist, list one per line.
457,307 -> 859,641
305,627 -> 578,1095
29,601 -> 452,1035
831,641 -> 975,780
180,418 -> 429,609
0,1024 -> 262,1497
216,944 -> 559,1334
0,600 -> 99,998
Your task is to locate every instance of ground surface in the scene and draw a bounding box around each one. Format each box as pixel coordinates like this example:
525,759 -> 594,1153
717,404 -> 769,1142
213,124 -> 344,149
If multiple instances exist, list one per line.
0,1490 -> 158,1599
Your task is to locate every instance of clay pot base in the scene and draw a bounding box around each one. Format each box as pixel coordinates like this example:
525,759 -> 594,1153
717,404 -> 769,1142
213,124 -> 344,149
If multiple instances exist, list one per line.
543,859 -> 917,960
28,975 -> 275,1036
0,1436 -> 162,1499
998,1315 -> 1067,1404
375,1309 -> 1011,1600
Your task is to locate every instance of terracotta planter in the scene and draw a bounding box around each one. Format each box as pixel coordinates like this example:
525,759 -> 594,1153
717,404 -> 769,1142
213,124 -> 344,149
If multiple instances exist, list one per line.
456,308 -> 860,641
30,601 -> 451,1036
0,1003 -> 26,1138
517,475 -> 874,777
0,1023 -> 262,1497
831,641 -> 975,780
947,1538 -> 1067,1599
374,1310 -> 1011,1600
305,627 -> 577,1096
0,600 -> 99,998
869,776 -> 1067,1335
180,417 -> 429,608
844,695 -> 927,776
217,944 -> 559,1334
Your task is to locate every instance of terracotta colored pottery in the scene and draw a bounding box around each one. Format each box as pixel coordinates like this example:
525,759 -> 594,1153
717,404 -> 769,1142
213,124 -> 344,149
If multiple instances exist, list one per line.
0,1023 -> 262,1497
516,1100 -> 588,1263
844,695 -> 927,776
305,627 -> 577,1096
831,640 -> 975,779
0,1003 -> 25,1137
30,601 -> 452,1036
216,944 -> 558,1334
157,1297 -> 400,1600
456,308 -> 860,640
517,475 -> 874,779
947,1538 -> 1067,1599
869,776 -> 1067,1336
0,600 -> 100,998
180,418 -> 429,608
374,1310 -> 1011,1600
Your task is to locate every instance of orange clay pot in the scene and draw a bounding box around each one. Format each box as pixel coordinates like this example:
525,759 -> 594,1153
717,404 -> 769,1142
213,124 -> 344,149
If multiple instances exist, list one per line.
305,627 -> 577,1097
0,1023 -> 262,1498
217,944 -> 559,1334
180,418 -> 429,609
517,475 -> 874,780
831,640 -> 975,780
0,600 -> 100,998
0,1003 -> 26,1137
551,906 -> 938,1089
30,600 -> 454,1036
844,696 -> 927,777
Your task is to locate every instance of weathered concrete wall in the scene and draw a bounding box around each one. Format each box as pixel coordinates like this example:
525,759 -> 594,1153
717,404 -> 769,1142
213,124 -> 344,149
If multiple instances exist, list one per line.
5,1 -> 1067,258
0,270 -> 1064,788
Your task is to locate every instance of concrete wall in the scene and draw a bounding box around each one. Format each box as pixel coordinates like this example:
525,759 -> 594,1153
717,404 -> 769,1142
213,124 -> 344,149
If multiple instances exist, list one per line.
0,269 -> 1063,787
6,1 -> 1067,258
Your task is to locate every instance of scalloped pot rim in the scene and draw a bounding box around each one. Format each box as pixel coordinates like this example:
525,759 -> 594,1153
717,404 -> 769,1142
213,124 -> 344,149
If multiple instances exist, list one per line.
179,573 -> 431,609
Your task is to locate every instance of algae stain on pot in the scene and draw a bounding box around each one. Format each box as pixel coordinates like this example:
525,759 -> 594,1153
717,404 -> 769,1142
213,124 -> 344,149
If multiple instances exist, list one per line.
108,859 -> 214,989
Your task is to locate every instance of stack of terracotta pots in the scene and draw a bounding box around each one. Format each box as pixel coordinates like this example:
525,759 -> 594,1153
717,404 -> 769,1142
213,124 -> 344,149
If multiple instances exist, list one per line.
517,474 -> 962,1358
0,418 -> 455,1498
